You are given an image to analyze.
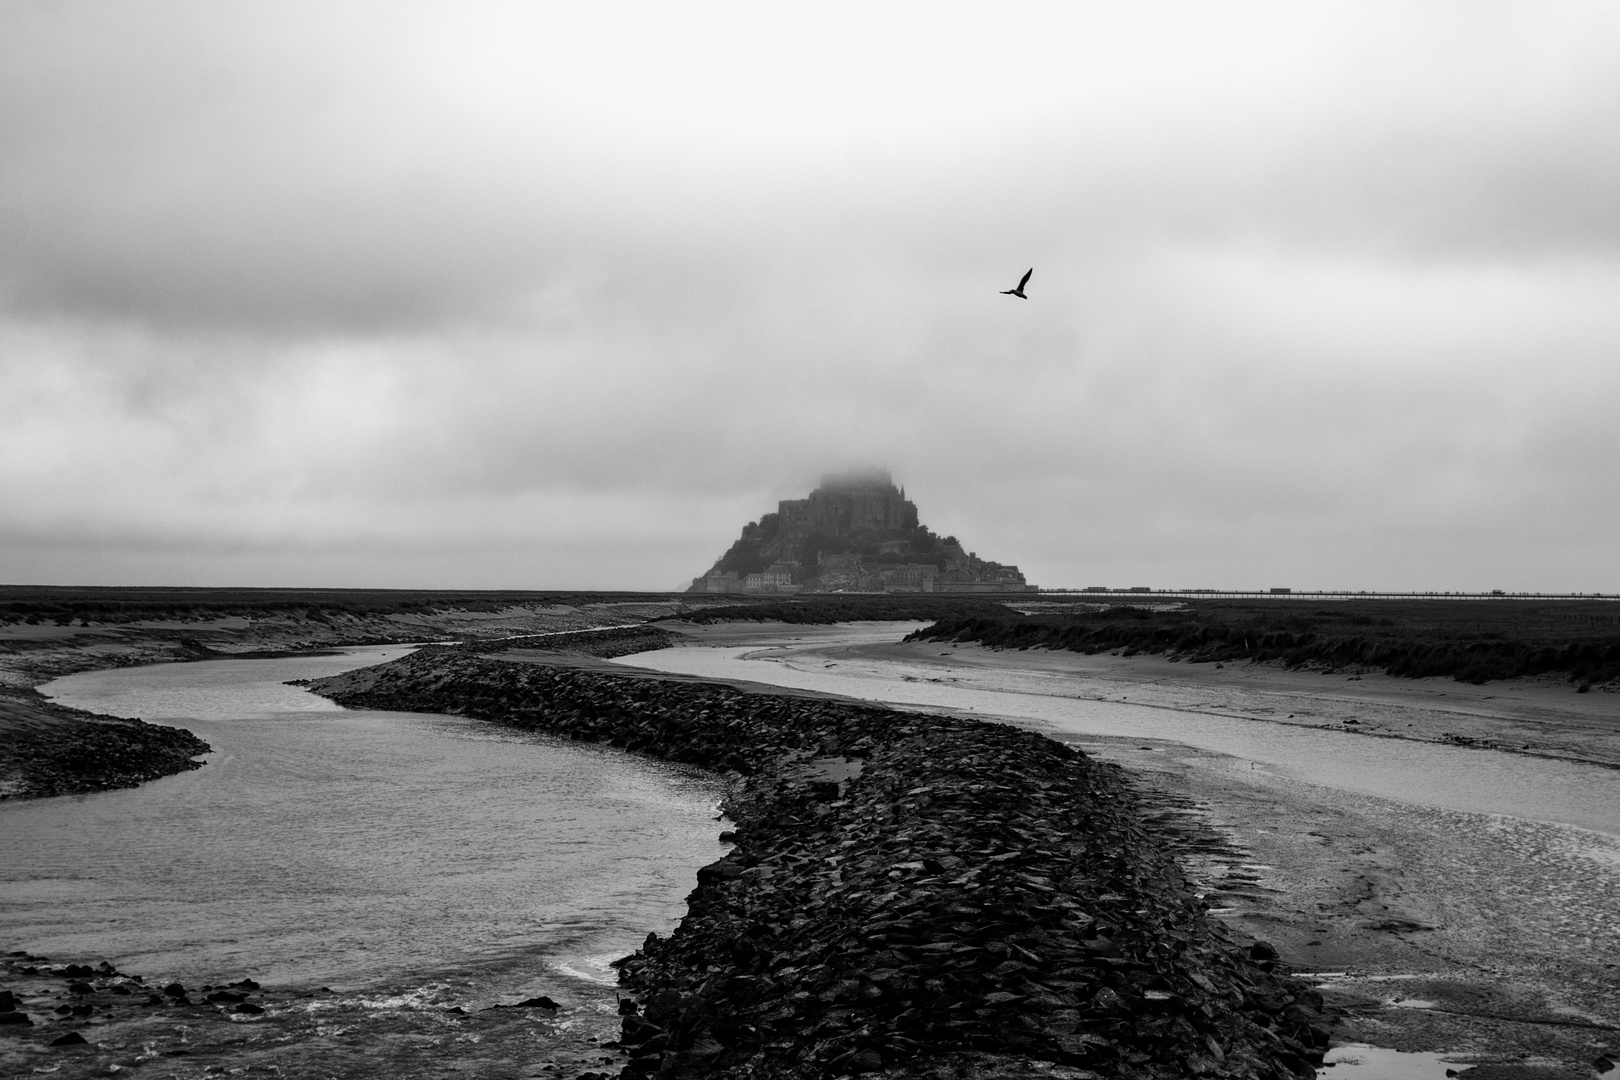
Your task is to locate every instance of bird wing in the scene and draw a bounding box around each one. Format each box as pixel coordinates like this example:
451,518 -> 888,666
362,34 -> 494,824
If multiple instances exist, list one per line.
1017,268 -> 1033,290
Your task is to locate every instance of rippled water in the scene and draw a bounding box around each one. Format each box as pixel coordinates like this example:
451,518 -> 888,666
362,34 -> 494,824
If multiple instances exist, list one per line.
618,635 -> 1620,838
2,647 -> 726,1001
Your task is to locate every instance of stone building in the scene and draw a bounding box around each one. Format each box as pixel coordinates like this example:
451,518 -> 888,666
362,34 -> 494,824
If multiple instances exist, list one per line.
698,571 -> 743,593
689,468 -> 1033,594
777,468 -> 919,553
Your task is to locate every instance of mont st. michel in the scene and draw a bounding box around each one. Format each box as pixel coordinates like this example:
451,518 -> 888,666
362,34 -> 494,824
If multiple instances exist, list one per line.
691,469 -> 1032,594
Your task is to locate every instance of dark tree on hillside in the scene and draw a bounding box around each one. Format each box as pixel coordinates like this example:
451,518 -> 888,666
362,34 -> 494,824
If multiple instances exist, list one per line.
713,514 -> 782,577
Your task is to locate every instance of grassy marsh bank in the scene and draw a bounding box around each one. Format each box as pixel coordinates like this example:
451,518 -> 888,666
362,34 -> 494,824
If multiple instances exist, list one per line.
907,599 -> 1620,688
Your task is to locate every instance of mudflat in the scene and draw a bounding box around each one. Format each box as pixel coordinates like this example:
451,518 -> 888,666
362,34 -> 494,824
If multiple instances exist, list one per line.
308,643 -> 1335,1080
860,636 -> 1620,769
661,619 -> 1617,761
5,597 -> 1617,1077
635,623 -> 1620,1077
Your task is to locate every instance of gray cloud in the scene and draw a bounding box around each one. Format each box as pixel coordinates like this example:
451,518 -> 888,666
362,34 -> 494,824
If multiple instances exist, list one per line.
3,2 -> 1618,590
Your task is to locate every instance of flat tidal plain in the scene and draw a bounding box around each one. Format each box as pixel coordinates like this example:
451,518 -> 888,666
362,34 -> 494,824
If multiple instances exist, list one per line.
619,624 -> 1620,1078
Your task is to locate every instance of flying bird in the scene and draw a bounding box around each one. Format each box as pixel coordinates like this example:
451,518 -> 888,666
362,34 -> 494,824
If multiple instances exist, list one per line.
1000,268 -> 1032,299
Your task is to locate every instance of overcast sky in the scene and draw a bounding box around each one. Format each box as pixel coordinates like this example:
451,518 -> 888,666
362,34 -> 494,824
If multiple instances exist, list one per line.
3,2 -> 1617,593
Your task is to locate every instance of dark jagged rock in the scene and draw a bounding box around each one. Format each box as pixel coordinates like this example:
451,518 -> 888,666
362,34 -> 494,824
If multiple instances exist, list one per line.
50,1031 -> 87,1046
516,996 -> 561,1009
487,995 -> 562,1011
0,951 -> 283,1061
310,649 -> 1333,1080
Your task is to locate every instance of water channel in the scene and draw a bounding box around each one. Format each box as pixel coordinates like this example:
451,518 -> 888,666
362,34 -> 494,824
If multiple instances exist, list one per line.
614,627 -> 1620,838
4,630 -> 1614,1079
615,628 -> 1620,1080
1,645 -> 727,1000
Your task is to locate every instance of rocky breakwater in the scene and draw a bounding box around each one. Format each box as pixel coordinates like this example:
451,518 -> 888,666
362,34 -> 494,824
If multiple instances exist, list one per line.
0,688 -> 210,801
310,649 -> 1332,1080
472,625 -> 679,659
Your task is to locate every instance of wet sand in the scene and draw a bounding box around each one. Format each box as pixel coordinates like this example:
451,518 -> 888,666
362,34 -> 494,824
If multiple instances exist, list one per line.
307,643 -> 1338,1080
868,637 -> 1620,768
6,612 -> 1616,1077
635,624 -> 1620,1077
0,951 -> 630,1080
665,622 -> 1620,769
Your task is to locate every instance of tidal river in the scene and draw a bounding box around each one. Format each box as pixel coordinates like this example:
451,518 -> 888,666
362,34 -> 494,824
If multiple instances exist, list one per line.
614,629 -> 1620,839
0,646 -> 727,1004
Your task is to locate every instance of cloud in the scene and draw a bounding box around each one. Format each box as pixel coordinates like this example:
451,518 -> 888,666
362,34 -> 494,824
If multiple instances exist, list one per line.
2,2 -> 1618,590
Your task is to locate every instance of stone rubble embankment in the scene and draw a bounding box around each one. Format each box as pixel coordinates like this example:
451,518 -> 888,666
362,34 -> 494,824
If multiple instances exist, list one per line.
309,647 -> 1331,1080
0,689 -> 211,801
471,625 -> 678,659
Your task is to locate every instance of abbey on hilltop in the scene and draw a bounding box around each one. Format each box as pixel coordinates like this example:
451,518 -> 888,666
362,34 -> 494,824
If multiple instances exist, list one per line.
690,469 -> 1033,594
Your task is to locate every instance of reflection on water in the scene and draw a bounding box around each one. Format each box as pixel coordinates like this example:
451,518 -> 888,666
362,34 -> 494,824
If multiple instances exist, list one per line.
1317,1044 -> 1459,1080
618,640 -> 1620,838
1,647 -> 726,999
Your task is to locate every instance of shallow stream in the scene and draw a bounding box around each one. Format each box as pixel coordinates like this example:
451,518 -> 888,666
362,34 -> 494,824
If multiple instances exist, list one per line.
4,632 -> 1612,1078
2,646 -> 726,1001
616,630 -> 1620,838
